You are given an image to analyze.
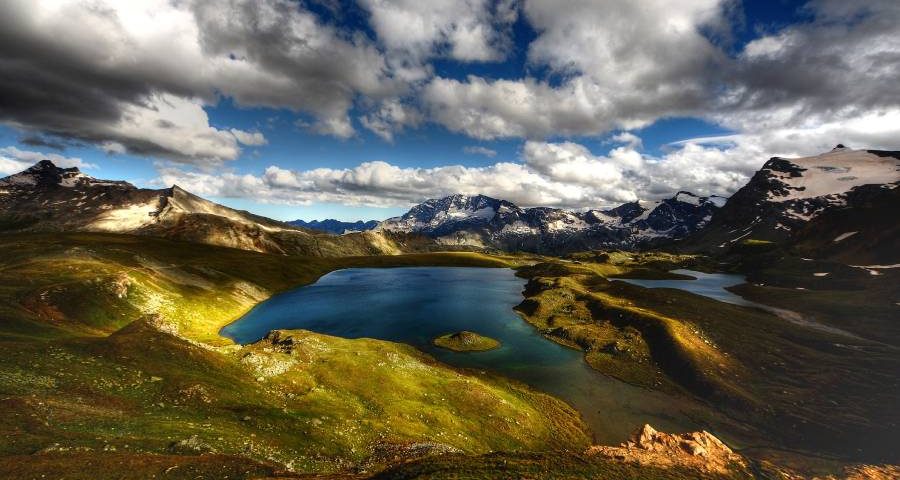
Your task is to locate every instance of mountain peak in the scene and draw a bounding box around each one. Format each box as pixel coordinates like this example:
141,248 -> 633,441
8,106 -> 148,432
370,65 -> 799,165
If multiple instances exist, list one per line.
25,159 -> 80,174
33,159 -> 62,169
21,159 -> 81,174
0,160 -> 137,191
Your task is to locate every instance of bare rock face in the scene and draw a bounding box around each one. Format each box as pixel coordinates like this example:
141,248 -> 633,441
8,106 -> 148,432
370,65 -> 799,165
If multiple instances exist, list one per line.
586,424 -> 745,475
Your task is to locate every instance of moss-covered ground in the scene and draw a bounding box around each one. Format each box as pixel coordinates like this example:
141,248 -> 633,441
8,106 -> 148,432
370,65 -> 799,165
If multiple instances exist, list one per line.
1,233 -> 896,478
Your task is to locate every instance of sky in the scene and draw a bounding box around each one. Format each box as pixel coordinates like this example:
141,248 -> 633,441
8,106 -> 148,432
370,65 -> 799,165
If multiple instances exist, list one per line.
1,0 -> 899,221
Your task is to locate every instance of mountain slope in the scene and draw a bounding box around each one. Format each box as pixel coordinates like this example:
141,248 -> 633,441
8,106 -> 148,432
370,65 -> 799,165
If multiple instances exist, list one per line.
0,160 -> 406,257
377,192 -> 724,254
681,146 -> 900,263
287,218 -> 379,234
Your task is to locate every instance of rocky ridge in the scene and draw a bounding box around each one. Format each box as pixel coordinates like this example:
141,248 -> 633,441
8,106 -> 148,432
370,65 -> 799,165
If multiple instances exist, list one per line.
0,160 -> 407,257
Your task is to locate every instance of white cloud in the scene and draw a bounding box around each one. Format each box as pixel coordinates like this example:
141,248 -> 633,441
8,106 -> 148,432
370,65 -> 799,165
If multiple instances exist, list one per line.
230,129 -> 267,146
610,132 -> 643,150
358,0 -> 518,82
463,146 -> 498,158
0,146 -> 96,175
154,105 -> 900,210
4,0 -> 900,179
359,99 -> 423,142
100,142 -> 127,155
422,0 -> 900,147
109,94 -> 259,164
421,0 -> 728,139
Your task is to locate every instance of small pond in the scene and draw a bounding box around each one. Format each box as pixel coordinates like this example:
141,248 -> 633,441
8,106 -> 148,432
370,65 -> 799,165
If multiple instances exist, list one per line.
613,269 -> 756,306
614,269 -> 862,339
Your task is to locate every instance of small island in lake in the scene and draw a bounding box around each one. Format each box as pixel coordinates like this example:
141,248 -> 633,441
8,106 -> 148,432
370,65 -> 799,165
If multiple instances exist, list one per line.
433,330 -> 500,352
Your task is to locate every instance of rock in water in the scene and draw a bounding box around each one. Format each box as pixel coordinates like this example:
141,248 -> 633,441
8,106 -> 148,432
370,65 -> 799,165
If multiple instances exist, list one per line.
433,330 -> 500,352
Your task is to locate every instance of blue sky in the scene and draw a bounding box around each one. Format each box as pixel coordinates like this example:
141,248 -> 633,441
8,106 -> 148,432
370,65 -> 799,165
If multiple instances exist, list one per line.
2,0 -> 897,221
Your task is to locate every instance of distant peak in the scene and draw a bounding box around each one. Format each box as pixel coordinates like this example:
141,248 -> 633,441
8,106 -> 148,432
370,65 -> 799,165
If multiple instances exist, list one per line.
35,159 -> 57,169
833,144 -> 847,150
27,159 -> 78,173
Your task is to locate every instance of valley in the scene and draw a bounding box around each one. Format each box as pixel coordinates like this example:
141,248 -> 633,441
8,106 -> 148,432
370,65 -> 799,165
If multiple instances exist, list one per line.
0,147 -> 898,479
5,1 -> 900,477
1,231 -> 897,479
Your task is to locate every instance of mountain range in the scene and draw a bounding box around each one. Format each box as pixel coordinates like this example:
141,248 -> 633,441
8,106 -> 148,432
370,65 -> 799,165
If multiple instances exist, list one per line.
377,191 -> 725,254
1,146 -> 897,260
287,218 -> 379,234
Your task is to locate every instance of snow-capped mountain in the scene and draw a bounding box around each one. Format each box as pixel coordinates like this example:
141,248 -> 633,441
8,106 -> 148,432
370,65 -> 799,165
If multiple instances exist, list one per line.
683,146 -> 900,263
0,160 -> 405,257
378,192 -> 725,253
288,219 -> 379,234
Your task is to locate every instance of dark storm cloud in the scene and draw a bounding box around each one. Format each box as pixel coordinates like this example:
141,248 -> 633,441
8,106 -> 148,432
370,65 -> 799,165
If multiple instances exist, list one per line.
0,0 -> 395,162
19,134 -> 69,151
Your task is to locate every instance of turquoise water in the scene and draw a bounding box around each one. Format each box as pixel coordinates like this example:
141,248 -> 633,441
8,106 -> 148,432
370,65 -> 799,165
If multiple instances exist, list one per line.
221,267 -> 702,443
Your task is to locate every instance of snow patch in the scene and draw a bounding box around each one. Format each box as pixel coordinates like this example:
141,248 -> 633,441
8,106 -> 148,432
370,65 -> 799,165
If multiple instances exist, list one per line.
832,231 -> 858,243
59,172 -> 88,187
707,196 -> 727,208
89,199 -> 160,231
674,192 -> 700,206
767,149 -> 900,202
500,221 -> 537,235
813,272 -> 830,277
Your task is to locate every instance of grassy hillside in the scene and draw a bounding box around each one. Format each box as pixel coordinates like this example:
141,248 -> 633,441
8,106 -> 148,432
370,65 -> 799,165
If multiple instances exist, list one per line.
0,233 -> 588,476
2,233 -> 895,477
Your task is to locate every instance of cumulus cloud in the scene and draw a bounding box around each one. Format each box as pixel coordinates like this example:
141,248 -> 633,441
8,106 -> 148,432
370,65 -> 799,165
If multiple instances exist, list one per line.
359,99 -> 424,142
716,1 -> 900,133
359,0 -> 519,81
111,94 -> 267,164
156,104 -> 900,210
0,0 -> 392,163
150,139 -> 748,209
230,129 -> 268,147
421,0 -> 729,139
422,0 -> 900,144
0,146 -> 96,175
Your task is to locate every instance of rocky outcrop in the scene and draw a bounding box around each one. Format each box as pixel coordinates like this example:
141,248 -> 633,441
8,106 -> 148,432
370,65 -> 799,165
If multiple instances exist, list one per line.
586,424 -> 745,475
